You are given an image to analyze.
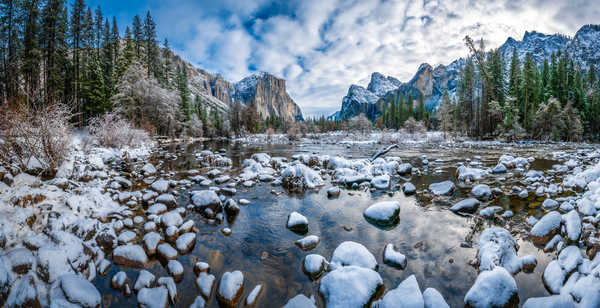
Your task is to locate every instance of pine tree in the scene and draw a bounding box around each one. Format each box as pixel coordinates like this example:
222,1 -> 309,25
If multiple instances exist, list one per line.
161,38 -> 172,88
40,0 -> 67,104
520,52 -> 536,132
417,93 -> 425,121
93,5 -> 102,54
21,0 -> 41,105
1,0 -> 21,103
508,48 -> 521,101
143,11 -> 158,78
70,0 -> 85,127
132,14 -> 142,58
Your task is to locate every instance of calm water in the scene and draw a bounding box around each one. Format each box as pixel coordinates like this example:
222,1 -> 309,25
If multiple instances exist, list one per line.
95,140 -> 593,307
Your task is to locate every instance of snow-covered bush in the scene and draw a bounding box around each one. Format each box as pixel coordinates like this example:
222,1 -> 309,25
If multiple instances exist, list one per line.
89,111 -> 150,148
184,114 -> 204,138
348,113 -> 372,134
0,103 -> 71,175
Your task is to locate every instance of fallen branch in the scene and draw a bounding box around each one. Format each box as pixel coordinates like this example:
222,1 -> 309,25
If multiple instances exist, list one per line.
370,144 -> 399,161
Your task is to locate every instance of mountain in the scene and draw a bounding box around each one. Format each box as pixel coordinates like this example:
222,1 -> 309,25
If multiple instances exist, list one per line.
233,72 -> 304,122
331,24 -> 600,121
169,53 -> 303,122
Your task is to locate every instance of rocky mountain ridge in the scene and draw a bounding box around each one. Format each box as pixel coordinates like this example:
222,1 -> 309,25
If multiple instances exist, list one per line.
331,24 -> 600,121
171,54 -> 304,122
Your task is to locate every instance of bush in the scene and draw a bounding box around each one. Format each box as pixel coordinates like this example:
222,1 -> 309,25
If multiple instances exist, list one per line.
89,111 -> 151,148
0,103 -> 72,176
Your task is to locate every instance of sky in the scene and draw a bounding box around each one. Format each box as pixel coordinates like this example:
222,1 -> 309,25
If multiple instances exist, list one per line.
87,0 -> 599,117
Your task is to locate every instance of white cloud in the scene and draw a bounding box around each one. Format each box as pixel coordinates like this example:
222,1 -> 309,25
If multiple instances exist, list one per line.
152,0 -> 594,118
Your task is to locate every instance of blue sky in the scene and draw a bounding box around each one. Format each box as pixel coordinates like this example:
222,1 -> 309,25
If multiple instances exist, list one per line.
88,0 -> 598,117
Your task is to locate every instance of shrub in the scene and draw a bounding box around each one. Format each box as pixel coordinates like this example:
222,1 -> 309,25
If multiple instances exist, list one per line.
0,103 -> 72,176
89,111 -> 151,148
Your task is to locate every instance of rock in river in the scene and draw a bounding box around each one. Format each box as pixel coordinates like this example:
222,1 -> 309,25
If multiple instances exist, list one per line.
217,270 -> 244,308
464,267 -> 518,308
319,265 -> 383,308
363,201 -> 401,226
450,198 -> 480,214
330,241 -> 377,270
402,182 -> 416,195
50,273 -> 102,308
113,244 -> 148,268
383,243 -> 407,269
372,275 -> 423,308
530,211 -> 562,245
287,211 -> 309,234
295,235 -> 320,251
428,181 -> 455,196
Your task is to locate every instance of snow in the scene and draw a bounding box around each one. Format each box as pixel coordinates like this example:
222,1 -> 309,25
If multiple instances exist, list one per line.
117,230 -> 137,244
56,273 -> 101,308
160,211 -> 183,228
476,227 -> 535,274
562,210 -> 581,242
319,265 -> 383,308
363,201 -> 401,226
281,163 -> 325,190
6,274 -> 39,307
492,163 -> 507,174
287,212 -> 309,233
157,243 -> 178,260
167,260 -> 184,279
330,241 -> 377,270
137,286 -> 169,308
522,294 -> 576,308
450,198 -> 480,214
195,272 -> 215,299
530,211 -> 562,244
456,166 -> 487,182
157,277 -> 177,304
151,179 -> 170,193
371,174 -> 391,190
383,243 -> 407,269
190,296 -> 207,308
191,190 -> 221,207
134,270 -> 156,292
543,260 -> 565,294
112,271 -> 129,289
423,288 -> 449,308
372,275 -> 423,308
245,284 -> 263,306
217,270 -> 244,301
141,163 -> 157,175
143,232 -> 161,255
283,294 -> 317,308
303,254 -> 327,278
471,184 -> 491,200
464,267 -> 518,308
542,198 -> 559,210
113,244 -> 148,268
557,246 -> 582,273
175,232 -> 196,253
428,181 -> 455,196
295,235 -> 320,251
402,182 -> 416,195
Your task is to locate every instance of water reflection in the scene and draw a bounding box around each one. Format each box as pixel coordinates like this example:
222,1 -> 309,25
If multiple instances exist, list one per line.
98,140 -> 592,307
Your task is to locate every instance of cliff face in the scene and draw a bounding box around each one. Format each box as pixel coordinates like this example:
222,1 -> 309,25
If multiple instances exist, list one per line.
233,72 -> 304,122
169,54 -> 303,121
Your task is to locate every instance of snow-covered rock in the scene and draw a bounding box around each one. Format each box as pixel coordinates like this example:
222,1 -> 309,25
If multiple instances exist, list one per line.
450,198 -> 480,214
372,275 -> 423,308
281,163 -> 324,190
363,201 -> 401,226
330,241 -> 377,270
383,243 -> 407,269
464,267 -> 518,308
530,211 -> 562,244
216,270 -> 244,307
295,235 -> 320,251
113,244 -> 148,268
319,265 -> 383,308
283,294 -> 317,308
191,190 -> 221,208
303,254 -> 327,279
423,288 -> 449,308
287,211 -> 309,233
471,184 -> 491,200
476,227 -> 535,274
50,273 -> 102,308
428,181 -> 455,196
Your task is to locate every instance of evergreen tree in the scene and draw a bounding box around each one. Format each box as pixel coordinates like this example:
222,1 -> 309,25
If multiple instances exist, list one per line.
40,0 -> 68,104
132,14 -> 142,58
520,52 -> 536,131
508,48 -> 521,100
21,0 -> 41,105
417,93 -> 425,121
70,0 -> 85,126
143,11 -> 158,78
